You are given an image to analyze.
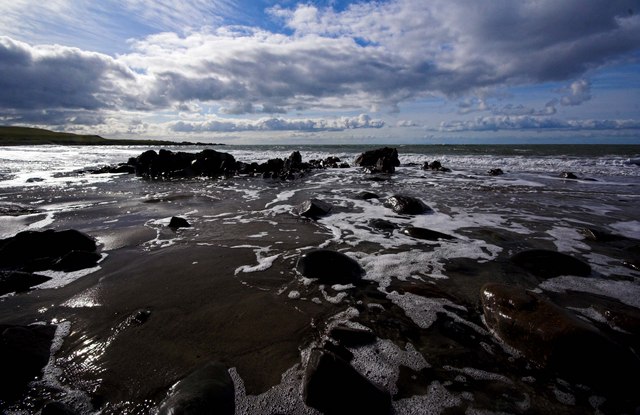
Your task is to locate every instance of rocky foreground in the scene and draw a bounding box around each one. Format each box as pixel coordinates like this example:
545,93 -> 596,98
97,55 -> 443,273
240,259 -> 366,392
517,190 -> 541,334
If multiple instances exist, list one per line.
1,147 -> 639,414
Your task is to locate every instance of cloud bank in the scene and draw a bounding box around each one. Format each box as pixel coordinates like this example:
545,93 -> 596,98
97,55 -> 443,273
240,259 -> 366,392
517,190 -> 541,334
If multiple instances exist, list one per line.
0,0 -> 639,138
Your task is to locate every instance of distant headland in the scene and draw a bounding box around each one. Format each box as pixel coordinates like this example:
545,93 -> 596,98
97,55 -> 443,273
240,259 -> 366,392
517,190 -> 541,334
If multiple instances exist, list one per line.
0,126 -> 220,146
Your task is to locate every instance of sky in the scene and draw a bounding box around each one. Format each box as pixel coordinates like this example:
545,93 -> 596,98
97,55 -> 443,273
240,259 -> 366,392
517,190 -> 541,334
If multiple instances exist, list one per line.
1,0 -> 640,144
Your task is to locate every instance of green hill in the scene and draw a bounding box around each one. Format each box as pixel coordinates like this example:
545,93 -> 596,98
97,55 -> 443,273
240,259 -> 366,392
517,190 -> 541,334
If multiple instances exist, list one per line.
0,126 -> 206,146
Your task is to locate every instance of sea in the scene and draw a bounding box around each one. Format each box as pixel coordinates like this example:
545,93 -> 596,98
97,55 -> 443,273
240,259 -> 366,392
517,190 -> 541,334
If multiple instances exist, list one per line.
1,144 -> 639,414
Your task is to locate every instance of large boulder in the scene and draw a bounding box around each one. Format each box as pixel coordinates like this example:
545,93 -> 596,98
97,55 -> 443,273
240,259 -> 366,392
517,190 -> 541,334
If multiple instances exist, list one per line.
157,362 -> 235,415
354,147 -> 399,174
383,195 -> 432,215
0,229 -> 98,272
481,283 -> 640,394
296,249 -> 364,284
1,324 -> 57,402
510,249 -> 591,278
303,348 -> 391,415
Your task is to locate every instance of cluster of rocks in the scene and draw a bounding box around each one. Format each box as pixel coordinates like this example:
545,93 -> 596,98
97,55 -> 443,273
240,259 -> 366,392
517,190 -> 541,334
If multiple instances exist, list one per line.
353,147 -> 400,174
0,229 -> 101,296
102,149 -> 351,181
422,160 -> 451,172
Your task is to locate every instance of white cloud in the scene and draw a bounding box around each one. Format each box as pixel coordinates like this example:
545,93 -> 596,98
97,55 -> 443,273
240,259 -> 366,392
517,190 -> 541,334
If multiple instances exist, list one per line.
560,79 -> 592,106
171,114 -> 384,132
439,116 -> 640,132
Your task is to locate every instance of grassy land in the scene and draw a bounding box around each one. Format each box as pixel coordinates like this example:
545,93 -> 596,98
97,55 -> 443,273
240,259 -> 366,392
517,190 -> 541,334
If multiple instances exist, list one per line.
0,126 -> 212,146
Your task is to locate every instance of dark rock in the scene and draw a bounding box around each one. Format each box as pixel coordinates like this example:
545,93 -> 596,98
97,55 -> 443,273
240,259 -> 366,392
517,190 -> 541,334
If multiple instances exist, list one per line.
0,229 -> 98,272
158,361 -> 235,415
368,219 -> 397,232
488,168 -> 504,176
510,249 -> 591,278
357,192 -> 380,200
0,203 -> 40,216
168,216 -> 191,229
0,324 -> 56,402
91,164 -> 135,174
560,171 -> 578,179
0,270 -> 51,295
130,149 -> 237,179
339,162 -> 350,168
294,199 -> 332,219
421,160 -> 450,172
481,283 -> 640,394
383,195 -> 432,215
354,147 -> 399,174
401,227 -> 455,241
52,250 -> 102,272
26,177 -> 45,182
330,325 -> 376,347
303,348 -> 391,415
578,227 -> 626,242
296,249 -> 364,284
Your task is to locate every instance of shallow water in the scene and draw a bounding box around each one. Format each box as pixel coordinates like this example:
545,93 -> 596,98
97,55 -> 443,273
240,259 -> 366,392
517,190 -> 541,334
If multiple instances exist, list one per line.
1,144 -> 639,414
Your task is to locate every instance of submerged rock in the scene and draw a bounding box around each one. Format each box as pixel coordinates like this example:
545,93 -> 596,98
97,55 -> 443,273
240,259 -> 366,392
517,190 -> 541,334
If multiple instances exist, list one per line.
488,168 -> 504,176
0,229 -> 98,272
303,348 -> 391,415
383,195 -> 432,215
296,249 -> 364,284
354,147 -> 400,174
0,324 -> 57,403
481,283 -> 640,395
356,191 -> 380,200
168,216 -> 191,229
158,361 -> 235,415
294,199 -> 332,219
368,219 -> 397,233
401,226 -> 455,241
510,249 -> 591,278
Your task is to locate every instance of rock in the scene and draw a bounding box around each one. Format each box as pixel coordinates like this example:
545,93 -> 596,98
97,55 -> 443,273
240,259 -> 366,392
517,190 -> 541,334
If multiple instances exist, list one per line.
488,168 -> 504,176
0,270 -> 51,296
90,164 -> 135,174
401,227 -> 455,241
0,229 -> 98,272
368,219 -> 397,232
357,192 -> 380,200
26,177 -> 45,182
168,216 -> 191,229
383,195 -> 432,215
510,249 -> 591,278
578,227 -> 626,242
296,249 -> 364,284
294,199 -> 332,219
330,325 -> 376,347
303,348 -> 391,415
158,362 -> 235,415
0,324 -> 56,402
354,147 -> 399,174
481,283 -> 640,394
422,160 -> 450,172
130,149 -> 237,179
560,171 -> 578,179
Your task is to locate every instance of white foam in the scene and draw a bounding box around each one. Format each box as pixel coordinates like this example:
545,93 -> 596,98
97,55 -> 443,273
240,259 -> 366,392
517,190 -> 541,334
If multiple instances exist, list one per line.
36,253 -> 106,289
287,290 -> 301,299
393,381 -> 462,415
349,339 -> 429,395
234,246 -> 280,275
546,226 -> 591,253
539,276 -> 640,309
609,220 -> 640,239
444,366 -> 512,384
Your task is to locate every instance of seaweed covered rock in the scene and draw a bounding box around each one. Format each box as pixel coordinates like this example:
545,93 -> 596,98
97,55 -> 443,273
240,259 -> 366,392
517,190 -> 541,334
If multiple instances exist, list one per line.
296,249 -> 364,284
481,283 -> 640,395
354,147 -> 399,174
